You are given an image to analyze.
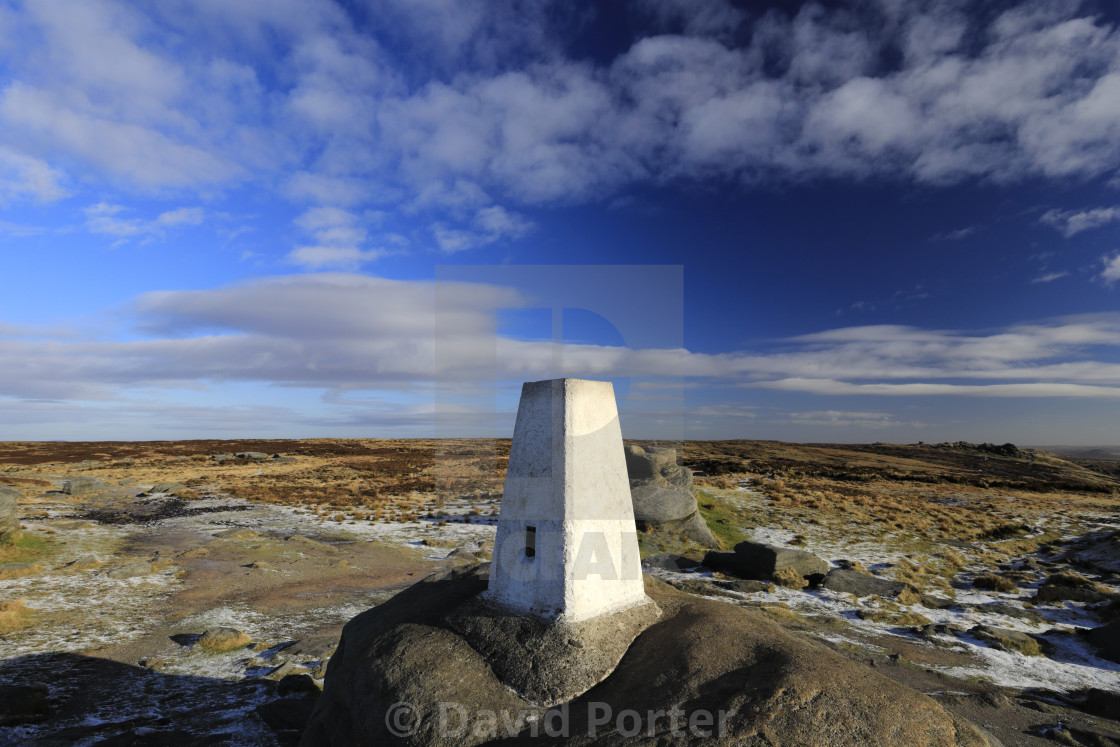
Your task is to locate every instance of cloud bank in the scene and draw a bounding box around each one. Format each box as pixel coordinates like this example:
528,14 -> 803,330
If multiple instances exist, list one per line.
2,0 -> 1120,260
2,274 -> 1120,408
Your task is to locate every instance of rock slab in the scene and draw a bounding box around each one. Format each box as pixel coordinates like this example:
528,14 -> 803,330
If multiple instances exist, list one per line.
626,445 -> 717,546
820,568 -> 911,598
705,540 -> 829,581
301,564 -> 998,747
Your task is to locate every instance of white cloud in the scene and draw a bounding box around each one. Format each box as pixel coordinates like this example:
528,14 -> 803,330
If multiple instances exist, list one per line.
83,203 -> 203,240
1101,253 -> 1120,286
286,205 -> 390,269
1,83 -> 242,188
3,0 -> 1120,220
0,145 -> 69,204
433,205 -> 534,253
0,275 -> 1117,406
285,246 -> 383,270
1042,206 -> 1120,237
1031,271 -> 1069,284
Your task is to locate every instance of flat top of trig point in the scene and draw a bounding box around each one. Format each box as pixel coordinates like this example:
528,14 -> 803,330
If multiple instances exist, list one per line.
523,377 -> 612,387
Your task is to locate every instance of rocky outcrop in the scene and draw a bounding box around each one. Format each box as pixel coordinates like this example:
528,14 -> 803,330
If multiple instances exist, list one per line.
640,553 -> 700,571
1072,531 -> 1120,574
1085,621 -> 1120,663
446,594 -> 661,706
301,565 -> 998,747
61,476 -> 109,496
820,568 -> 912,598
148,482 -> 187,496
198,627 -> 251,652
625,445 -> 717,546
704,540 -> 828,582
0,486 -> 21,542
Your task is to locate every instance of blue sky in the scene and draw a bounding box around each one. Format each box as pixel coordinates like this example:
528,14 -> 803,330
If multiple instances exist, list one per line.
2,0 -> 1120,444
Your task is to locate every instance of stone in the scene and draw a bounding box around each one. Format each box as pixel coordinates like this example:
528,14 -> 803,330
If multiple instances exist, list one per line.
1034,572 -> 1116,604
704,541 -> 828,581
65,555 -> 102,570
61,476 -> 107,496
300,565 -> 998,747
236,451 -> 271,460
820,568 -> 912,599
0,684 -> 49,725
660,463 -> 694,491
1076,687 -> 1120,719
486,378 -> 650,622
198,627 -> 251,652
148,482 -> 186,495
277,674 -> 321,696
630,484 -> 696,522
1073,531 -> 1120,574
446,593 -> 660,706
640,553 -> 701,571
625,446 -> 717,547
211,454 -> 234,463
0,485 -> 21,542
1084,620 -> 1120,663
257,695 -> 318,734
268,659 -> 310,679
719,578 -> 776,594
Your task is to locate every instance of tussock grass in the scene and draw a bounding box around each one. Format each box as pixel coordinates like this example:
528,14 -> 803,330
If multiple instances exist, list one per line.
857,609 -> 931,626
973,573 -> 1018,593
0,598 -> 34,634
774,567 -> 809,589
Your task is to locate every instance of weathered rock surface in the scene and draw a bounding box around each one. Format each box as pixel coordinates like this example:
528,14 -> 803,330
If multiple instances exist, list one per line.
0,684 -> 50,725
631,484 -> 696,522
820,568 -> 912,598
301,564 -> 998,747
236,451 -> 271,461
1072,531 -> 1120,575
704,540 -> 829,581
148,482 -> 187,495
1084,621 -> 1120,663
61,476 -> 108,496
447,594 -> 661,706
198,627 -> 251,652
717,578 -> 774,594
626,445 -> 717,546
0,485 -> 21,541
640,553 -> 701,571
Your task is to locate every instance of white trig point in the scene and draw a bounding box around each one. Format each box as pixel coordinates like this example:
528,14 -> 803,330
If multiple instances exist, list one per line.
485,378 -> 650,622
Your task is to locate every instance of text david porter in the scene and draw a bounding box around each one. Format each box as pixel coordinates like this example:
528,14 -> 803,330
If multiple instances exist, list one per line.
387,701 -> 733,739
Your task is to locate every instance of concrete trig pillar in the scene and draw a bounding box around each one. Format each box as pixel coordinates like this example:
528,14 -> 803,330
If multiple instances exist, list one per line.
485,378 -> 649,622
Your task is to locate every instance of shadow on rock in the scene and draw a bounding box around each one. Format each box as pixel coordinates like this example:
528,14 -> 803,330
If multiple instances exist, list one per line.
0,651 -> 314,746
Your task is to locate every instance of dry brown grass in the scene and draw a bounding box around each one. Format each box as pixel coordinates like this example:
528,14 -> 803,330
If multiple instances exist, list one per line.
0,598 -> 33,634
774,567 -> 809,589
857,608 -> 932,626
973,573 -> 1018,593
